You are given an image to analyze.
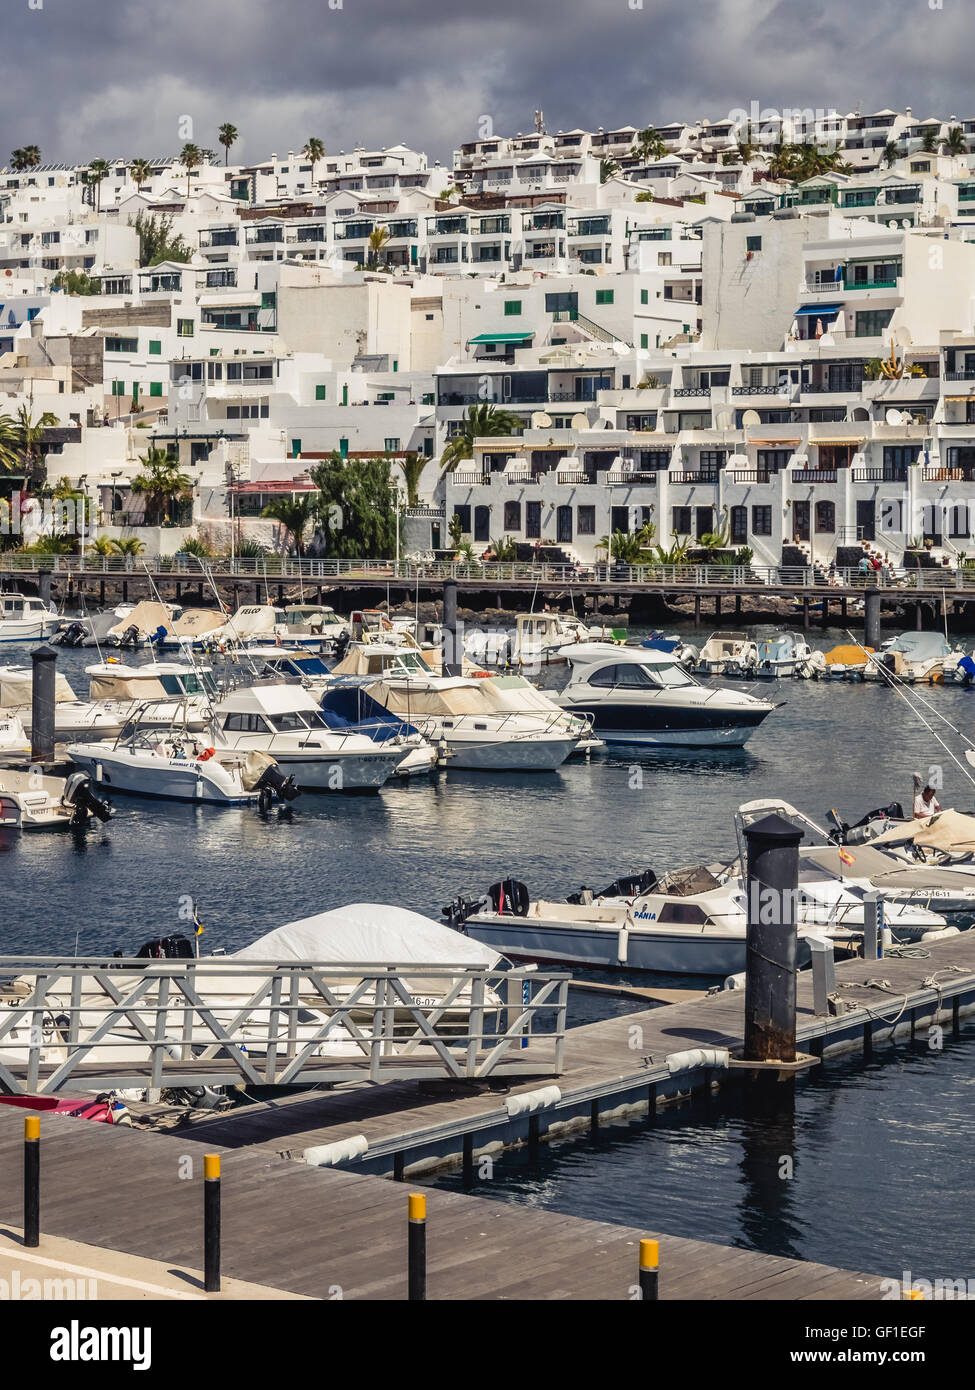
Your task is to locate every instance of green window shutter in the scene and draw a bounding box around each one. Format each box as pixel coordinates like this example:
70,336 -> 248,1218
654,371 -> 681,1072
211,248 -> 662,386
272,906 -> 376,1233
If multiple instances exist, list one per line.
291,439 -> 302,458
393,360 -> 398,372
640,334 -> 648,349
746,235 -> 762,252
111,380 -> 124,396
339,438 -> 349,458
150,381 -> 162,397
640,289 -> 648,305
595,289 -> 614,305
504,300 -> 522,316
315,384 -> 326,400
149,340 -> 161,355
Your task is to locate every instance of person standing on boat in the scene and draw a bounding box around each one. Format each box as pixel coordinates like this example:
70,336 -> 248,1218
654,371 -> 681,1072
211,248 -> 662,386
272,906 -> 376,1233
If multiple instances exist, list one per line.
913,773 -> 942,818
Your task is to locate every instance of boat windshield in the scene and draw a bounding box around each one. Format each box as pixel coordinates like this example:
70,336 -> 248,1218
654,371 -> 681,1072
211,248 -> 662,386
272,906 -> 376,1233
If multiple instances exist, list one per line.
589,661 -> 696,690
290,656 -> 330,676
158,672 -> 215,697
268,710 -> 331,732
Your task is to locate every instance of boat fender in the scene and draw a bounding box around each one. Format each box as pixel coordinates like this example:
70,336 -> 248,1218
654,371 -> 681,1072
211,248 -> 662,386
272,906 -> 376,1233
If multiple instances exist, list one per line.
505,1085 -> 562,1118
304,1134 -> 369,1167
617,923 -> 629,966
722,972 -> 746,991
920,926 -> 960,943
197,747 -> 216,761
666,1047 -> 730,1075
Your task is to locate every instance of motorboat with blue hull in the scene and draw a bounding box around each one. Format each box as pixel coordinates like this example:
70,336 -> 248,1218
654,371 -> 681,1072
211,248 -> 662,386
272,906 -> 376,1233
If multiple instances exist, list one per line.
554,643 -> 775,748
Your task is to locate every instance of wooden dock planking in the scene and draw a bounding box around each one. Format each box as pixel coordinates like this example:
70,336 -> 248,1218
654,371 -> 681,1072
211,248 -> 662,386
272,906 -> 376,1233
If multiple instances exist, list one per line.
180,931 -> 975,1166
0,1107 -> 888,1300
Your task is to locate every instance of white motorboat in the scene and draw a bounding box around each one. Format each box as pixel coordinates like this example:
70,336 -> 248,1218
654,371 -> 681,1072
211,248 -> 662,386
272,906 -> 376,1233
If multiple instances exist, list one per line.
0,666 -> 122,739
363,674 -> 581,771
275,604 -> 350,649
505,612 -> 617,668
695,632 -> 753,676
0,711 -> 29,752
472,673 -> 601,754
86,660 -> 217,730
748,633 -> 815,679
208,680 -> 406,790
0,767 -> 112,832
555,644 -> 775,748
315,682 -> 442,778
0,594 -> 58,644
204,603 -> 285,649
68,727 -> 300,807
107,600 -> 179,650
865,632 -> 962,684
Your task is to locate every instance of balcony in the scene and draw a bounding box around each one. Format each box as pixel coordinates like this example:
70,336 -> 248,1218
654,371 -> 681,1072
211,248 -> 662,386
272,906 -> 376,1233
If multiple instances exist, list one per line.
851,468 -> 908,482
732,384 -> 784,395
605,471 -> 658,485
669,471 -> 718,484
921,467 -> 966,481
673,387 -> 711,398
451,472 -> 489,486
803,280 -> 844,294
556,471 -> 588,485
842,277 -> 899,292
731,470 -> 771,484
944,371 -> 975,381
499,472 -> 531,485
792,469 -> 837,482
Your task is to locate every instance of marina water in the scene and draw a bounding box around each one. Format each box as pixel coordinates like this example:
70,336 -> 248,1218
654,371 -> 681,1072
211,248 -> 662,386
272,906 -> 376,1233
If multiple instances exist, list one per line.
3,625 -> 974,1277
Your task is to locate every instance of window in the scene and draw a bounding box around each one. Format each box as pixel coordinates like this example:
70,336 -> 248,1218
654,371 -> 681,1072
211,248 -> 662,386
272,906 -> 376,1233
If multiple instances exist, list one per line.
453,505 -> 471,533
222,713 -> 272,734
177,319 -> 194,337
291,439 -> 301,457
504,300 -> 522,316
544,291 -> 578,315
948,504 -> 971,539
577,505 -> 596,535
751,506 -> 772,536
756,450 -> 791,471
110,380 -> 125,396
525,500 -> 541,539
746,235 -> 762,252
855,309 -> 893,338
672,506 -> 692,534
657,252 -> 671,266
595,289 -> 614,305
815,500 -> 835,533
149,340 -> 161,355
730,505 -> 748,544
149,381 -> 162,397
384,438 -> 400,453
315,384 -> 326,400
640,333 -> 649,349
503,501 -> 521,532
640,289 -> 649,305
105,337 -> 137,353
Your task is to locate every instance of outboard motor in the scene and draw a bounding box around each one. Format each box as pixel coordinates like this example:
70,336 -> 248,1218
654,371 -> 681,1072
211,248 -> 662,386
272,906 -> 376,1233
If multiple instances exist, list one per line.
253,762 -> 300,813
115,624 -> 140,650
136,935 -> 195,959
332,631 -> 350,663
486,879 -> 530,916
149,623 -> 168,648
570,868 -> 657,902
441,893 -> 487,929
827,803 -> 905,845
54,621 -> 86,648
61,771 -> 113,828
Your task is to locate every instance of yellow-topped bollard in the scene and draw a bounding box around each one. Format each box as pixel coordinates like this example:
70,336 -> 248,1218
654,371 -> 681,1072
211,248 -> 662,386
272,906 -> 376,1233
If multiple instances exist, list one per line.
203,1153 -> 221,1293
24,1114 -> 40,1247
903,1289 -> 924,1300
639,1237 -> 659,1301
408,1192 -> 427,1301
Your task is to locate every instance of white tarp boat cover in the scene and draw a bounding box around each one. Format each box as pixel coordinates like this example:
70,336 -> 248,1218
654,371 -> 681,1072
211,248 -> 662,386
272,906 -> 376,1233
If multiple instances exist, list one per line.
107,601 -> 171,639
0,667 -> 77,706
168,609 -> 226,639
870,808 -> 975,854
234,902 -> 501,968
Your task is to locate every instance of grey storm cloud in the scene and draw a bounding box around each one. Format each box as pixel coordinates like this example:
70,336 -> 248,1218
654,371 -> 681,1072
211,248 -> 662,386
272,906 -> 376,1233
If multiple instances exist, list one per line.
3,0 -> 973,165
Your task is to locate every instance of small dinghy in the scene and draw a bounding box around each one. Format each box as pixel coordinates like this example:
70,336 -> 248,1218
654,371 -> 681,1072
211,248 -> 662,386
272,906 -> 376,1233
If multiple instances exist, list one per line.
0,768 -> 112,832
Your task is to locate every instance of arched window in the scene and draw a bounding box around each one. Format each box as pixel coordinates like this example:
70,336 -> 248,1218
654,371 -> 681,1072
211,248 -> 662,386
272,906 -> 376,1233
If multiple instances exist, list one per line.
815,500 -> 835,533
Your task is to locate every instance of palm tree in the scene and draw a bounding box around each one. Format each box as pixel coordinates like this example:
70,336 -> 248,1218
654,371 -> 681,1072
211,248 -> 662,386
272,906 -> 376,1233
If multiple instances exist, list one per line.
13,405 -> 58,492
920,129 -> 939,153
179,143 -> 202,197
109,536 -> 146,556
943,125 -> 967,157
439,404 -> 523,475
599,158 -> 621,184
303,137 -> 325,188
367,225 -> 390,267
631,126 -> 665,163
10,146 -> 41,173
218,123 -> 238,165
261,496 -> 314,555
0,411 -> 20,474
85,158 -> 111,212
396,452 -> 428,507
88,535 -> 114,557
128,447 -> 192,526
129,158 -> 153,192
882,141 -> 900,168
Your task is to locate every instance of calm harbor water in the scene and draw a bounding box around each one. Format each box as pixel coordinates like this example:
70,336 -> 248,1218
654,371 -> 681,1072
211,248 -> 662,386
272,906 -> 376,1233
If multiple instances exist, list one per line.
2,624 -> 974,1277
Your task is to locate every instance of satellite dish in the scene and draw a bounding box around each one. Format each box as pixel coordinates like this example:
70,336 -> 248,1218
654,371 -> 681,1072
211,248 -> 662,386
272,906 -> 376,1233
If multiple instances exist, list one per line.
574,349 -> 588,365
895,325 -> 912,348
570,412 -> 589,430
819,333 -> 835,346
885,408 -> 905,426
714,407 -> 733,430
612,340 -> 629,354
850,405 -> 870,421
532,411 -> 553,429
742,409 -> 761,427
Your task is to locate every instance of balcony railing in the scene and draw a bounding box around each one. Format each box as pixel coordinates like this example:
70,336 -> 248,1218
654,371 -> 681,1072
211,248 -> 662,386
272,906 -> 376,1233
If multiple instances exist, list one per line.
556,471 -> 588,484
921,467 -> 966,481
732,384 -> 783,395
944,371 -> 975,381
803,280 -> 843,294
605,471 -> 659,485
792,469 -> 838,482
673,387 -> 711,397
669,471 -> 718,484
499,472 -> 532,485
731,470 -> 771,484
451,472 -> 489,486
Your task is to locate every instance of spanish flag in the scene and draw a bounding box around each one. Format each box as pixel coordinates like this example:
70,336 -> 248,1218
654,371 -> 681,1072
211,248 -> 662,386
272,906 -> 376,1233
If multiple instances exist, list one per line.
838,847 -> 855,867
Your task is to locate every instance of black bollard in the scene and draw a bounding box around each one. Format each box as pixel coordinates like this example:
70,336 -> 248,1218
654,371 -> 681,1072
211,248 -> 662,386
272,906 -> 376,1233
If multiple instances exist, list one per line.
30,645 -> 58,765
442,578 -> 461,676
864,589 -> 881,650
24,1116 -> 40,1247
203,1154 -> 221,1292
408,1193 -> 427,1300
638,1238 -> 659,1301
743,813 -> 803,1063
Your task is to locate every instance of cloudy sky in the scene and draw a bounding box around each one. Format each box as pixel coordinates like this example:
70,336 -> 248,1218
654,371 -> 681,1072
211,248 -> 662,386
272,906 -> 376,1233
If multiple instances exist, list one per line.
5,0 -> 971,166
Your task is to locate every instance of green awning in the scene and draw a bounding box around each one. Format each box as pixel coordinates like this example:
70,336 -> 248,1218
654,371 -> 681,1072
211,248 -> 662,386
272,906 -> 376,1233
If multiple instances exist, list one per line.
467,331 -> 536,343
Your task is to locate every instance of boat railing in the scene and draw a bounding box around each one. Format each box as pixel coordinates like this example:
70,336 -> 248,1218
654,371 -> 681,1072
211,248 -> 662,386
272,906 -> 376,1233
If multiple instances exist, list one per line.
0,958 -> 568,1093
